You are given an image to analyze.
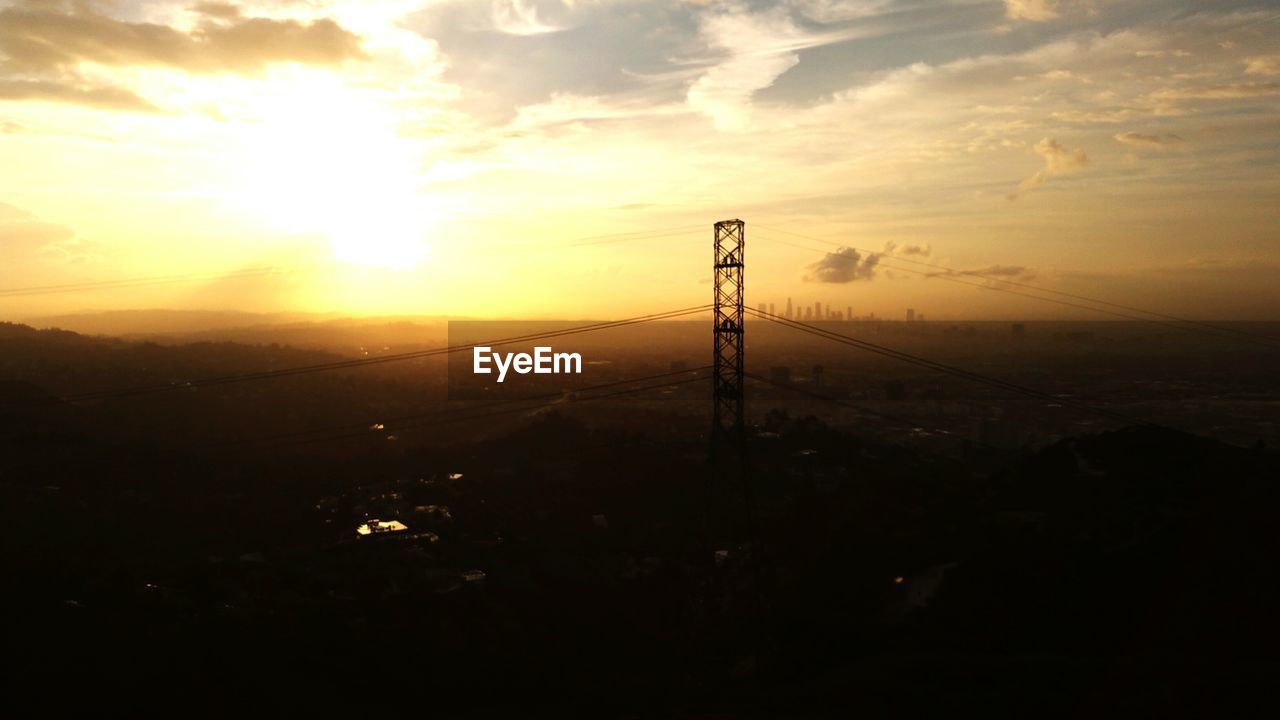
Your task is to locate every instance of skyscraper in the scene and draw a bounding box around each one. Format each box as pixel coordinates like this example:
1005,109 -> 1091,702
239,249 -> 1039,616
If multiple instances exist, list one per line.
907,308 -> 916,322
815,301 -> 822,321
847,305 -> 852,321
786,297 -> 793,320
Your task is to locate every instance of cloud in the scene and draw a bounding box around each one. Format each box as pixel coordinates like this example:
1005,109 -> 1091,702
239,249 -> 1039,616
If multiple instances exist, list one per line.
927,264 -> 1037,283
803,246 -> 879,283
0,3 -> 365,74
973,264 -> 1036,281
687,7 -> 804,131
1149,83 -> 1280,101
40,235 -> 100,265
192,2 -> 243,22
0,78 -> 160,112
1113,131 -> 1185,149
1051,108 -> 1135,124
491,0 -> 565,36
0,201 -> 95,263
1008,137 -> 1088,199
789,0 -> 892,24
1004,0 -> 1059,22
509,92 -> 686,131
685,4 -> 874,130
884,240 -> 931,257
1143,82 -> 1280,114
407,0 -> 693,124
1245,56 -> 1280,77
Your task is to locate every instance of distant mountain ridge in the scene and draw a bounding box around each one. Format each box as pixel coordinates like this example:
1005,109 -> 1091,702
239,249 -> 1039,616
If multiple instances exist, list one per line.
23,309 -> 345,336
19,309 -> 456,351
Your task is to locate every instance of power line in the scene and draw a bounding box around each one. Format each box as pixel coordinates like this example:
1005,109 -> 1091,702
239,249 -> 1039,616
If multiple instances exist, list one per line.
0,368 -> 711,473
751,225 -> 1280,348
241,370 -> 711,453
744,371 -> 1000,451
756,230 -> 1210,325
746,306 -> 1156,429
222,366 -> 710,451
5,305 -> 712,408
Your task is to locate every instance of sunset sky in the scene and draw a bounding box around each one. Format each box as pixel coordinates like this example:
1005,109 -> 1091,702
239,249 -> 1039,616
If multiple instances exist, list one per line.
2,0 -> 1278,321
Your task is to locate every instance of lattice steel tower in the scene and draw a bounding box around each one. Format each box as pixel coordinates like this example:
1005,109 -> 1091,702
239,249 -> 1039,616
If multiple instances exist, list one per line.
712,219 -> 745,440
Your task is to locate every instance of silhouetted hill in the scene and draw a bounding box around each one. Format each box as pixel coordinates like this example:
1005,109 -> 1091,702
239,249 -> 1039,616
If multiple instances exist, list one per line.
988,425 -> 1274,536
20,309 -> 452,353
0,321 -> 347,398
911,426 -> 1280,665
3,319 -> 1279,714
24,309 -> 334,336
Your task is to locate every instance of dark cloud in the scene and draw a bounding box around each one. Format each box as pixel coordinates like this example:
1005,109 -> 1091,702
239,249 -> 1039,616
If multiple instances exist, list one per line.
404,1 -> 702,123
884,240 -> 931,257
927,264 -> 1037,282
974,264 -> 1036,280
0,3 -> 364,74
0,78 -> 160,112
757,1 -> 1000,107
803,246 -> 879,283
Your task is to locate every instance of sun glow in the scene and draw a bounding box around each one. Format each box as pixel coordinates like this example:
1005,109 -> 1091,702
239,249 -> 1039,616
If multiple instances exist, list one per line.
226,71 -> 434,269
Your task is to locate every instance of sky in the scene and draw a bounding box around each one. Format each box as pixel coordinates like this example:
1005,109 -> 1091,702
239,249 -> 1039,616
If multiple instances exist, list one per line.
1,0 -> 1278,321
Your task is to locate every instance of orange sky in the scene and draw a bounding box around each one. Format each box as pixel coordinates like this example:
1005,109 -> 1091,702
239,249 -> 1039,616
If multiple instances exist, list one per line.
2,0 -> 1278,321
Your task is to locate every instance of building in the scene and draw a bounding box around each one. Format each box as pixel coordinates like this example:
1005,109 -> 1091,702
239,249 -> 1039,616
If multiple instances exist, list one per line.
786,297 -> 793,319
356,518 -> 409,539
815,301 -> 823,320
907,308 -> 916,322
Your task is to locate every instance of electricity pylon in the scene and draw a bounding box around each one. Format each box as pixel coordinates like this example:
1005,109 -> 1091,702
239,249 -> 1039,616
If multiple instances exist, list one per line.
712,219 -> 745,445
709,218 -> 755,550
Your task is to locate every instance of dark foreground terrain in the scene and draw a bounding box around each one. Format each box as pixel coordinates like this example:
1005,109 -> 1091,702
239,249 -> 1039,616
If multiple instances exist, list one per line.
3,321 -> 1280,716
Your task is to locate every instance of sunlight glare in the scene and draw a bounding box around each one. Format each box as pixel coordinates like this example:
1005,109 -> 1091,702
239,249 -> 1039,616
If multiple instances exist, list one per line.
231,71 -> 433,269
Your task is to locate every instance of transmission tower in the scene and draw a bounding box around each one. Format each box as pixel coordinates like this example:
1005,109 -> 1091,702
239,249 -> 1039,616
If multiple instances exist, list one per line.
712,219 -> 745,441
